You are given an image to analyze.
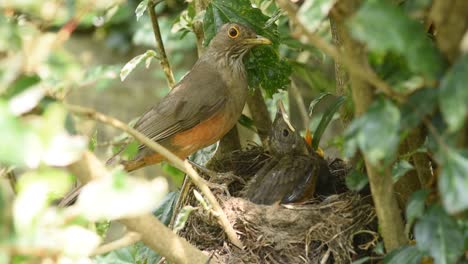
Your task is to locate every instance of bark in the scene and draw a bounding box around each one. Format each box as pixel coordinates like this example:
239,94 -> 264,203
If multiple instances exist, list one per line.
193,0 -> 210,56
394,138 -> 422,209
330,0 -> 407,251
430,0 -> 468,63
406,125 -> 432,187
246,88 -> 272,144
329,17 -> 352,126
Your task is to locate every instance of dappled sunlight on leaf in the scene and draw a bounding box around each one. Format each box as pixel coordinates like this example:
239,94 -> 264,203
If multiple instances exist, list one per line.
8,85 -> 45,115
438,149 -> 468,213
439,54 -> 468,132
76,171 -> 168,221
344,98 -> 400,166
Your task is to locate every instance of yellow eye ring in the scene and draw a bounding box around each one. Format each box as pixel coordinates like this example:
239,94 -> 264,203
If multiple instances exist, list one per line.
228,26 -> 239,39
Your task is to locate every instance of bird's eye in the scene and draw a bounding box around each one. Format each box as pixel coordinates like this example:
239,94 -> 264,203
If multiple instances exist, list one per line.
282,129 -> 289,137
228,26 -> 239,39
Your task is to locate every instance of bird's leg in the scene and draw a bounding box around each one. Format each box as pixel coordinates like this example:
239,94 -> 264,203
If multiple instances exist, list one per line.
187,160 -> 231,196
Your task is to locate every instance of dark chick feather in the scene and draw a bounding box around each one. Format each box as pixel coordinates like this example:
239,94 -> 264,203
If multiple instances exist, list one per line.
245,101 -> 334,205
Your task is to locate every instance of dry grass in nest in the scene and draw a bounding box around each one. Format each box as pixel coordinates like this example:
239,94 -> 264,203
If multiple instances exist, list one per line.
179,147 -> 378,263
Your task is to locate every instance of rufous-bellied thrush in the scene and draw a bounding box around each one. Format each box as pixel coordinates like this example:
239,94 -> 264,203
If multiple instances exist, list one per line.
109,23 -> 271,171
244,101 -> 334,205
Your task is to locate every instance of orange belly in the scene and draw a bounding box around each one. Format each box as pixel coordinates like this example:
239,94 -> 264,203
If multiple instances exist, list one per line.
124,111 -> 232,171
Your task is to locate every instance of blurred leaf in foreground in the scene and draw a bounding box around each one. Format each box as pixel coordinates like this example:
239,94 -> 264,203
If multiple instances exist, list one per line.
76,169 -> 168,221
437,148 -> 468,214
349,0 -> 443,80
439,54 -> 468,132
414,206 -> 464,264
344,98 -> 400,166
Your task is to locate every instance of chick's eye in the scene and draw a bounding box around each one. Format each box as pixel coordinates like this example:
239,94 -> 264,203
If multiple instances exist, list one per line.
282,129 -> 289,137
228,27 -> 239,38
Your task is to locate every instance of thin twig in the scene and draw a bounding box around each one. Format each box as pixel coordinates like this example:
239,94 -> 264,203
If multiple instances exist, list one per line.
148,0 -> 176,88
65,104 -> 244,249
91,232 -> 142,256
275,0 -> 405,103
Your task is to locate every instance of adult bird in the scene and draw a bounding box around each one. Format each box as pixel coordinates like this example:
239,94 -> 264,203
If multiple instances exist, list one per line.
244,101 -> 335,205
110,23 -> 271,171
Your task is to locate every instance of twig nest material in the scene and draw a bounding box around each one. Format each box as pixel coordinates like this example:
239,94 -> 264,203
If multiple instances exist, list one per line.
180,146 -> 377,263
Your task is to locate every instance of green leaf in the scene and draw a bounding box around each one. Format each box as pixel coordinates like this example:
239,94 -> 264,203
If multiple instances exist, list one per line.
383,246 -> 423,264
400,88 -> 438,130
344,98 -> 400,165
308,92 -> 332,116
173,205 -> 196,233
298,0 -> 338,33
120,141 -> 139,161
345,170 -> 368,191
120,50 -> 157,81
203,0 -> 291,95
405,189 -> 428,234
312,95 -> 345,150
238,113 -> 256,132
76,174 -> 168,221
153,191 -> 179,226
193,189 -> 209,210
162,163 -> 185,187
89,130 -> 98,152
349,0 -> 443,79
0,101 -> 39,166
95,245 -> 136,263
189,143 -> 217,166
17,168 -> 73,201
82,65 -> 120,91
2,74 -> 41,99
439,54 -> 468,132
392,160 -> 414,182
414,206 -> 464,264
135,241 -> 161,264
135,0 -> 149,21
438,148 -> 468,213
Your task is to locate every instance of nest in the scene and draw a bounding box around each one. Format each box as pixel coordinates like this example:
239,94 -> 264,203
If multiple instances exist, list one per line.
179,145 -> 378,263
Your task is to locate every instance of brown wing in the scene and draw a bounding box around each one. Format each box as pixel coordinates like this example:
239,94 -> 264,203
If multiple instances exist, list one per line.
133,61 -> 228,145
108,60 -> 229,163
246,155 -> 316,205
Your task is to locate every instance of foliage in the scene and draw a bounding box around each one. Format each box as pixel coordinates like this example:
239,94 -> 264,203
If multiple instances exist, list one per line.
0,0 -> 467,263
203,0 -> 291,96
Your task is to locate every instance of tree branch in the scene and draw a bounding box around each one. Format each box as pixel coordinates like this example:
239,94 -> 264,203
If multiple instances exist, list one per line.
329,17 -> 352,126
91,232 -> 141,256
429,0 -> 468,63
275,0 -> 404,103
65,104 -> 244,249
327,0 -> 407,251
67,151 -> 210,264
148,0 -> 176,88
192,0 -> 210,56
246,88 -> 272,144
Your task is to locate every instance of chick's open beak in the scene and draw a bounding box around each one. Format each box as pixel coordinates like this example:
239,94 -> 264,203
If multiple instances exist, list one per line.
243,35 -> 272,45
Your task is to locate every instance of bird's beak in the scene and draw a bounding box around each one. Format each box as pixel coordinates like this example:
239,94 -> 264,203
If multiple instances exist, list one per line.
276,100 -> 295,132
243,35 -> 272,45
